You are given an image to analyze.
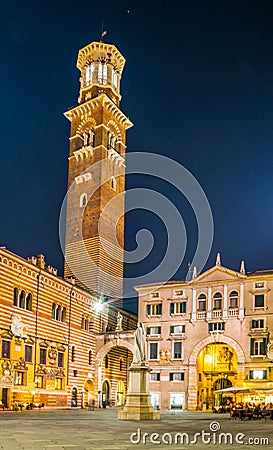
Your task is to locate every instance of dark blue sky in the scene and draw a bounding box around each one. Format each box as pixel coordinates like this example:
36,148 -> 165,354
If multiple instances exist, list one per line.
1,1 -> 273,311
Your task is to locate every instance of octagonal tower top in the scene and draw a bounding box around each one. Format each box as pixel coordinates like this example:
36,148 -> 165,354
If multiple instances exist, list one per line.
76,41 -> 126,105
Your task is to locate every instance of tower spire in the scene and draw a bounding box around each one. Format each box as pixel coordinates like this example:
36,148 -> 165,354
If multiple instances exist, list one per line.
216,252 -> 221,266
240,260 -> 245,274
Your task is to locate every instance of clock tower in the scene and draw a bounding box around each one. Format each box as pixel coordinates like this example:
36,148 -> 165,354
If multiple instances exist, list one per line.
63,41 -> 133,306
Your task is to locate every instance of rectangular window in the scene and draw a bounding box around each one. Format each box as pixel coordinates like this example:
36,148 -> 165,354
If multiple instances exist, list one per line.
249,370 -> 267,380
147,326 -> 161,335
58,352 -> 64,368
146,303 -> 162,316
150,372 -> 160,381
170,302 -> 186,315
170,372 -> 184,381
251,319 -> 265,329
170,325 -> 185,334
173,342 -> 182,359
151,292 -> 159,298
255,294 -> 264,308
174,290 -> 184,296
1,340 -> 10,359
35,375 -> 44,388
149,342 -> 158,360
208,322 -> 225,332
40,347 -> 46,365
250,338 -> 267,356
255,283 -> 264,289
25,345 -> 32,363
55,378 -> 63,390
14,371 -> 26,386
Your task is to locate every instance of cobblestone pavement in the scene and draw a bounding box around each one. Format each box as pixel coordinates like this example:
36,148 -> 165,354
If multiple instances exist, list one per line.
0,409 -> 272,450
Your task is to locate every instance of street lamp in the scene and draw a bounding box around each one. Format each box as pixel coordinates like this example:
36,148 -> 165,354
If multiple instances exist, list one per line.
94,297 -> 104,332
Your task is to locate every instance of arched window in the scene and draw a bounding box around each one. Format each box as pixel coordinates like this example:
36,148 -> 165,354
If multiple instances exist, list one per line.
56,305 -> 62,321
52,303 -> 56,319
198,294 -> 206,311
19,290 -> 25,309
80,193 -> 87,208
110,176 -> 116,191
105,354 -> 109,369
112,69 -> 118,88
88,350 -> 92,365
61,307 -> 66,322
229,291 -> 239,308
13,287 -> 19,306
85,63 -> 95,85
71,345 -> 75,362
213,292 -> 222,310
81,316 -> 85,329
119,359 -> 123,372
98,63 -> 107,84
26,293 -> 32,311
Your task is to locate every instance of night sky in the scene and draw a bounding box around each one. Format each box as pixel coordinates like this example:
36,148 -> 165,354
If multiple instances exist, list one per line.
1,1 -> 273,312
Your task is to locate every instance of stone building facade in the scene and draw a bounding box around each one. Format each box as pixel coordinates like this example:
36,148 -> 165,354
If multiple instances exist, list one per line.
0,247 -> 136,409
135,255 -> 273,410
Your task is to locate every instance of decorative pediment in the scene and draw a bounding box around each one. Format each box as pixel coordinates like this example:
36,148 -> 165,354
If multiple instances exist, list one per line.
35,365 -> 47,375
57,344 -> 66,352
1,330 -> 13,340
25,336 -> 35,345
192,266 -> 245,284
39,340 -> 49,348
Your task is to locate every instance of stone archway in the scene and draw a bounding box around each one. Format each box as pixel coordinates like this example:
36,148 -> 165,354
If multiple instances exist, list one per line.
83,379 -> 95,408
188,335 -> 245,410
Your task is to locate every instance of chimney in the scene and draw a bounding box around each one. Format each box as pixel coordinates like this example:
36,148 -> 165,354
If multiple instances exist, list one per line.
37,254 -> 45,269
27,256 -> 37,266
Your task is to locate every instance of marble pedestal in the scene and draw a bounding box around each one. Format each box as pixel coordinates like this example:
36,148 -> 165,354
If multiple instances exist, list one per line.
118,364 -> 160,421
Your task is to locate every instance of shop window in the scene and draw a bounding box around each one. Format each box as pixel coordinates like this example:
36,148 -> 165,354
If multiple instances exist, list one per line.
15,371 -> 26,386
249,370 -> 267,380
55,378 -> 63,390
35,375 -> 45,388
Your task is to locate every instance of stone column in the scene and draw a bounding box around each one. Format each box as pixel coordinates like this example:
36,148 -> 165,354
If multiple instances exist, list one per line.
239,283 -> 244,320
192,289 -> 197,322
207,287 -> 212,320
222,284 -> 228,319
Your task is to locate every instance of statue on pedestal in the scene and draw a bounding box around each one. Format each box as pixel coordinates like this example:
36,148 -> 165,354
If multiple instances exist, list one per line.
115,312 -> 123,332
132,322 -> 147,365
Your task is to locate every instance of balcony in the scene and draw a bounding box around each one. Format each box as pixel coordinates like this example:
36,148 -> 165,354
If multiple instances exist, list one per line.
197,311 -> 206,320
212,309 -> 222,319
229,308 -> 239,317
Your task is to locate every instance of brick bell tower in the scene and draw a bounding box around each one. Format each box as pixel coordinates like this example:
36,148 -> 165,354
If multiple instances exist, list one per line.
64,41 -> 133,306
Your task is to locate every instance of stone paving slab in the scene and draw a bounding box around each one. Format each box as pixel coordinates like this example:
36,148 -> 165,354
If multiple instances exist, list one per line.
0,409 -> 272,449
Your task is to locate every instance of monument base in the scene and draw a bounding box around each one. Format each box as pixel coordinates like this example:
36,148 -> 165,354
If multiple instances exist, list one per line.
118,364 -> 160,421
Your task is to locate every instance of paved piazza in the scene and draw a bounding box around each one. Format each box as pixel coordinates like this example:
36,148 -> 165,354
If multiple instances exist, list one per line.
0,409 -> 272,450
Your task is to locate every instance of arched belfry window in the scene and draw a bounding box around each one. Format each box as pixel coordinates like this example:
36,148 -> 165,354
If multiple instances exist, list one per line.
80,193 -> 87,208
19,290 -> 25,309
13,287 -> 19,306
98,63 -> 107,85
85,63 -> 95,85
83,129 -> 95,147
112,69 -> 118,88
